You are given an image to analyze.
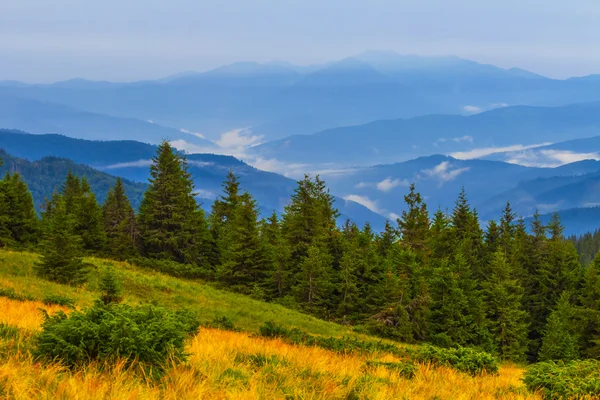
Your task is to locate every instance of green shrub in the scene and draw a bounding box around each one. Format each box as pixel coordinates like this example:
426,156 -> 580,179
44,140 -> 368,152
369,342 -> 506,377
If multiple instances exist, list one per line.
365,360 -> 417,379
412,345 -> 498,375
523,360 -> 600,400
35,302 -> 200,372
42,294 -> 75,307
234,352 -> 287,369
211,315 -> 239,331
0,287 -> 34,302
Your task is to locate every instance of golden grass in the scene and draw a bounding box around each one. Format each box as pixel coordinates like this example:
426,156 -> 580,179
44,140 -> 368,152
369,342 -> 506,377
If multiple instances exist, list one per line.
0,297 -> 70,331
0,299 -> 541,400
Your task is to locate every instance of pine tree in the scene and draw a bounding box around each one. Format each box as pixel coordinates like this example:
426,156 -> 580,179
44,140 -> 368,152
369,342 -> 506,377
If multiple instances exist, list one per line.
538,293 -> 580,362
137,141 -> 208,264
35,197 -> 88,285
209,170 -> 241,265
261,212 -> 291,299
483,250 -> 529,361
77,177 -> 106,253
0,172 -> 39,247
103,178 -> 140,259
580,253 -> 600,358
217,192 -> 269,293
99,266 -> 123,305
397,183 -> 430,262
293,244 -> 333,315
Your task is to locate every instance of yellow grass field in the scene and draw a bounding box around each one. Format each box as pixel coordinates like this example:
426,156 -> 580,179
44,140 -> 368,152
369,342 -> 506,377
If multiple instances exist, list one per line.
0,297 -> 540,400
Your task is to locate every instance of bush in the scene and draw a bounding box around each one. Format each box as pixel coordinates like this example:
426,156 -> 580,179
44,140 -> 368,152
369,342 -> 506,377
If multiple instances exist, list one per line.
35,302 -> 200,372
42,294 -> 74,307
211,315 -> 239,331
412,345 -> 498,375
0,287 -> 34,302
523,360 -> 600,400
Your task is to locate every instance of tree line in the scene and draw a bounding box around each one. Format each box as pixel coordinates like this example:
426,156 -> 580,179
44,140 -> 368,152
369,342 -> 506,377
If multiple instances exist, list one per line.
2,141 -> 600,364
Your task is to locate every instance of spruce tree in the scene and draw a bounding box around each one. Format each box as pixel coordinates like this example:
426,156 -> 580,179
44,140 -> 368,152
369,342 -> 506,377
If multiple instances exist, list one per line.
99,265 -> 123,305
0,172 -> 39,247
538,293 -> 580,362
293,244 -> 333,315
137,141 -> 208,264
217,191 -> 269,293
209,170 -> 241,264
483,250 -> 529,361
77,177 -> 107,253
397,183 -> 430,261
103,178 -> 140,259
35,197 -> 88,285
261,212 -> 291,299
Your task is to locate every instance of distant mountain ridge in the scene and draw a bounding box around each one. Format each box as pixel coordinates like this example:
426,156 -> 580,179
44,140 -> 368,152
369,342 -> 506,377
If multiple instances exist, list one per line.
0,130 -> 388,230
3,51 -> 600,141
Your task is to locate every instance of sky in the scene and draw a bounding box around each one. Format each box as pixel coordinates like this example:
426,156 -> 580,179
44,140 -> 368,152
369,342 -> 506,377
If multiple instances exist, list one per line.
2,0 -> 600,82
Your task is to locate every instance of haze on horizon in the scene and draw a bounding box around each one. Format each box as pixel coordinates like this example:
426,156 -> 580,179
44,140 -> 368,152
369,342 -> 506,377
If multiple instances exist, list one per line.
2,0 -> 600,83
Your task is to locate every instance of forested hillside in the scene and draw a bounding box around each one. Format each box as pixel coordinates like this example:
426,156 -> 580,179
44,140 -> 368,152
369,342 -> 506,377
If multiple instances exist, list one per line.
1,140 -> 598,366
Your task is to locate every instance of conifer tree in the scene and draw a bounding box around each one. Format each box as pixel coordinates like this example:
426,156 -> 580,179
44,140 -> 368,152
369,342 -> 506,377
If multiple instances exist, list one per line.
209,170 -> 241,264
99,265 -> 123,305
217,191 -> 269,293
0,172 -> 39,247
261,212 -> 291,299
293,243 -> 333,315
538,293 -> 580,362
483,250 -> 529,361
398,183 -> 430,263
137,141 -> 208,264
77,177 -> 107,253
376,220 -> 396,258
103,178 -> 140,259
35,197 -> 88,285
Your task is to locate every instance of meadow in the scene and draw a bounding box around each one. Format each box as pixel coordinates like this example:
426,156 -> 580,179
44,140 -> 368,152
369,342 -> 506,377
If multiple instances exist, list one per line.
0,250 -> 541,399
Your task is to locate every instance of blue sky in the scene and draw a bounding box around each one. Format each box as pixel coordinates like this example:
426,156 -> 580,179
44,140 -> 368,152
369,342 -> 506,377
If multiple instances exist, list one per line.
2,0 -> 600,82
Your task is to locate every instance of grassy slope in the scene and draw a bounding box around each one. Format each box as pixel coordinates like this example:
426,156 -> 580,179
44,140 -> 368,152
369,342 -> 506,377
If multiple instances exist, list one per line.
0,250 -> 540,399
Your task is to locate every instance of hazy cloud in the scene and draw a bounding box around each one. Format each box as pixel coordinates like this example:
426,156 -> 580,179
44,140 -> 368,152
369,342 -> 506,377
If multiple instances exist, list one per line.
343,194 -> 381,213
450,142 -> 551,159
453,135 -> 474,143
376,177 -> 408,192
102,159 -> 152,169
505,149 -> 600,167
421,161 -> 470,183
463,105 -> 482,113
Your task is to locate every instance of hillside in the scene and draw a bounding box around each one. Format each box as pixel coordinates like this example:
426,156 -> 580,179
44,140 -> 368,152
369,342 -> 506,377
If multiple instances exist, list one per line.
0,250 -> 538,399
0,150 -> 146,210
0,130 -> 388,230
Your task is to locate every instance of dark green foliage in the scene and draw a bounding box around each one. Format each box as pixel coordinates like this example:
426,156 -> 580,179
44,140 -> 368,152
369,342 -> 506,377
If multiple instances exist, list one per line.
103,178 -> 140,259
0,287 -> 34,302
35,302 -> 200,371
364,360 -> 417,379
0,172 -> 39,247
42,294 -> 75,307
211,315 -> 239,331
412,345 -> 499,376
234,353 -> 288,369
35,198 -> 89,285
138,141 -> 210,265
99,266 -> 123,305
523,360 -> 600,400
538,293 -> 580,362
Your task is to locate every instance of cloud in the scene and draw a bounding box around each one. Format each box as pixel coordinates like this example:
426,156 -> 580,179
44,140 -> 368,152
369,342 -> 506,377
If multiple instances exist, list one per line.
388,212 -> 400,220
491,103 -> 509,109
376,177 -> 408,192
194,189 -> 216,199
463,105 -> 482,114
504,149 -> 600,167
355,182 -> 369,189
343,194 -> 381,213
452,135 -> 474,143
188,160 -> 215,167
216,128 -> 264,151
449,142 -> 551,159
421,161 -> 470,183
102,159 -> 152,169
248,157 -> 311,178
